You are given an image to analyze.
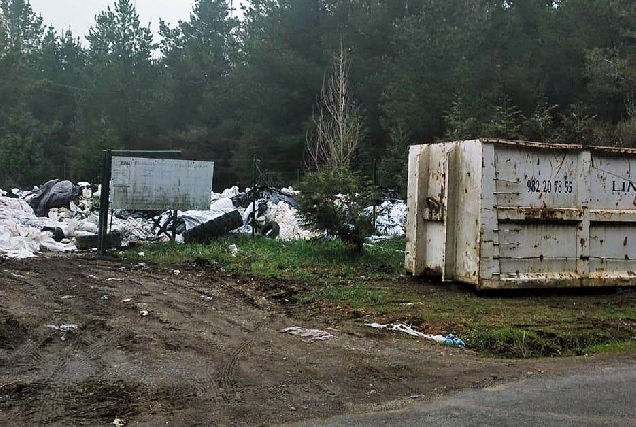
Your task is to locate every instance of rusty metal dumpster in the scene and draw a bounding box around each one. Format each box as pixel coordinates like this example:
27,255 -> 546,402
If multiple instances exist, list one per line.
405,139 -> 636,289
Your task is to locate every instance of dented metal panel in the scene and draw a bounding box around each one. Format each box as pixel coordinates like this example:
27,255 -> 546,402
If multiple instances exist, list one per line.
589,154 -> 636,209
405,143 -> 454,276
490,144 -> 583,284
406,139 -> 636,289
446,140 -> 482,284
111,157 -> 214,210
405,145 -> 426,275
497,223 -> 578,275
493,144 -> 580,209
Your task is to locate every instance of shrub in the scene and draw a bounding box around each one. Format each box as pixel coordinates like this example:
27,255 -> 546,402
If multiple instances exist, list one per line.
298,169 -> 377,252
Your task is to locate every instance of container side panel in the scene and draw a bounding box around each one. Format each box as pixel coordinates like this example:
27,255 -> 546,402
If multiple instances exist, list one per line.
494,146 -> 580,209
404,145 -> 427,274
588,152 -> 636,279
589,155 -> 636,209
589,260 -> 636,276
498,223 -> 578,258
479,142 -> 500,282
451,140 -> 482,283
405,143 -> 455,277
499,259 -> 576,276
590,224 -> 636,274
486,143 -> 583,287
497,223 -> 578,275
425,222 -> 446,275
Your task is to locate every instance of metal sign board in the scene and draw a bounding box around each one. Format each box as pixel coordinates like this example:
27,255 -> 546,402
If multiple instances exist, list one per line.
110,157 -> 214,210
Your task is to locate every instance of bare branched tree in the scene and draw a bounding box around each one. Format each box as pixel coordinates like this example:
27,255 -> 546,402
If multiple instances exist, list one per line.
306,41 -> 363,173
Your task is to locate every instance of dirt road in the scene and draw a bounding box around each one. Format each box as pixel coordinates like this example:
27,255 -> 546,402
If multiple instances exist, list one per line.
0,255 -> 630,426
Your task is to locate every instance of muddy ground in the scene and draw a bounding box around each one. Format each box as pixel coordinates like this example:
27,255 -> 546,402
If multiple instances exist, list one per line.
0,255 -> 633,426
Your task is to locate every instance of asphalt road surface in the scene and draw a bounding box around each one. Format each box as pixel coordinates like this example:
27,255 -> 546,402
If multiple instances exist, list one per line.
293,362 -> 636,427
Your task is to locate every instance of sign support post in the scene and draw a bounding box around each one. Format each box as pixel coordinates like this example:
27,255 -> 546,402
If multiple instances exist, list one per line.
98,149 -> 183,256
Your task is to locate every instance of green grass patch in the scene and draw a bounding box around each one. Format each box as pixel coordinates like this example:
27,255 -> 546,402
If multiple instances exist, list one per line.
120,235 -> 405,282
467,325 -> 633,358
372,289 -> 636,358
584,340 -> 636,354
304,283 -> 386,309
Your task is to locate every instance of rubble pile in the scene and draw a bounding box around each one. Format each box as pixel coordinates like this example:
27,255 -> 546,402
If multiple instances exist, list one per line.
0,185 -> 81,258
0,181 -> 406,258
368,199 -> 407,238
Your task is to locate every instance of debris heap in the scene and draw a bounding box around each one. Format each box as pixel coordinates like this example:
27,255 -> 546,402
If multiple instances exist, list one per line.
0,182 -> 406,258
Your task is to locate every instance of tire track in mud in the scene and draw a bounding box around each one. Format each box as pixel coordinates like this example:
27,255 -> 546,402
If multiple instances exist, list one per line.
3,333 -> 54,370
104,271 -> 236,406
32,324 -> 128,426
219,340 -> 253,392
22,264 -> 131,427
3,259 -> 282,422
138,274 -> 247,404
164,273 -> 279,404
218,319 -> 269,402
0,272 -> 57,373
32,335 -> 83,426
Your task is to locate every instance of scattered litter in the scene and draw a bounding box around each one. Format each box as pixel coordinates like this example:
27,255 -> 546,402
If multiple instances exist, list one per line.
60,295 -> 74,300
281,326 -> 334,341
200,295 -> 213,302
139,310 -> 149,317
101,295 -> 109,300
113,418 -> 125,427
172,269 -> 180,276
229,244 -> 239,256
122,298 -> 132,303
46,324 -> 78,332
444,334 -> 466,348
1,182 -> 407,258
87,274 -> 98,280
106,277 -> 124,281
365,322 -> 466,348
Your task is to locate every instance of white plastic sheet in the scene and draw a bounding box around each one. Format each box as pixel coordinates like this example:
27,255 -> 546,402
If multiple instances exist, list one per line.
1,183 -> 407,258
0,196 -> 77,258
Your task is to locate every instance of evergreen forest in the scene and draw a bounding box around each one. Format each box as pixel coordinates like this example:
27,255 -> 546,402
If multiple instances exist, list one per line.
2,0 -> 636,192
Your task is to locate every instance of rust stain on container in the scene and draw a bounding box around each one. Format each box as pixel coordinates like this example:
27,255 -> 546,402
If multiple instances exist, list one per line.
406,139 -> 636,289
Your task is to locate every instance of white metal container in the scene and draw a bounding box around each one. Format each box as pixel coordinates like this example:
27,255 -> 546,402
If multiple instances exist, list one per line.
405,139 -> 636,289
